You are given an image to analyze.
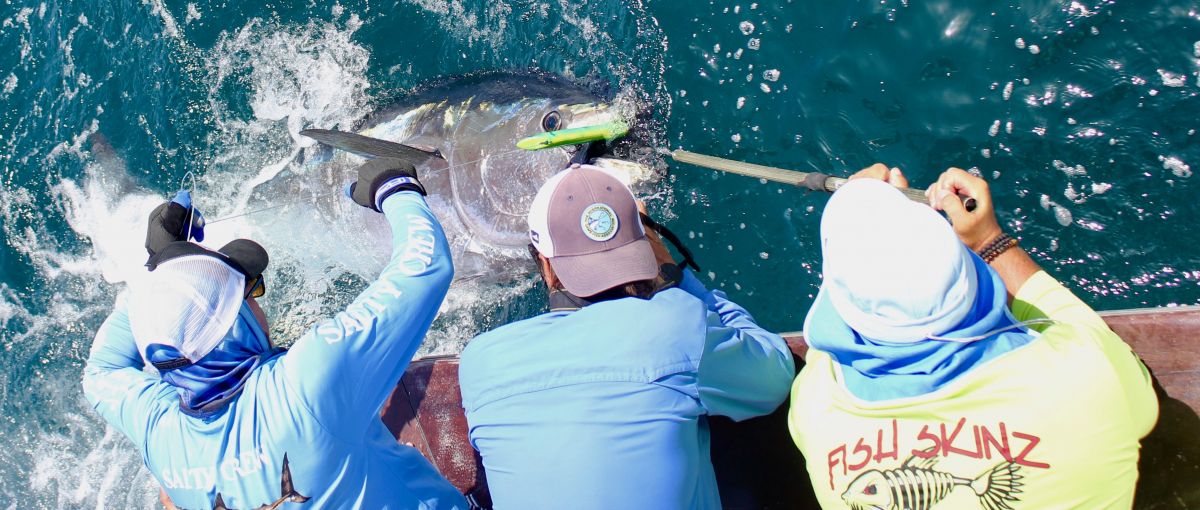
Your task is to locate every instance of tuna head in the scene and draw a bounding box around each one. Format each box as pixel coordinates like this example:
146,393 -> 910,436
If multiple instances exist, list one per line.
341,73 -> 654,279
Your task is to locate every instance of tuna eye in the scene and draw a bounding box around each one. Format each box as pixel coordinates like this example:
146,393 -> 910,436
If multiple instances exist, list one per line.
541,111 -> 562,132
863,484 -> 877,496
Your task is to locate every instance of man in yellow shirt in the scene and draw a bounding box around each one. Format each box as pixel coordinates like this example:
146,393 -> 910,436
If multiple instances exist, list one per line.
789,165 -> 1158,509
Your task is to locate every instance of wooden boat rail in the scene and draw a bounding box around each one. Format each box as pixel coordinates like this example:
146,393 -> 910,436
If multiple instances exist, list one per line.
380,305 -> 1200,509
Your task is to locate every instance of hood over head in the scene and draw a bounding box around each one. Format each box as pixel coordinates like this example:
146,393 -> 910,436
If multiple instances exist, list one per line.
129,242 -> 279,417
804,179 -> 1034,401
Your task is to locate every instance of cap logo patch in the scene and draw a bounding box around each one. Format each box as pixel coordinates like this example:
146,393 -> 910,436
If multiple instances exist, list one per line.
580,203 -> 619,242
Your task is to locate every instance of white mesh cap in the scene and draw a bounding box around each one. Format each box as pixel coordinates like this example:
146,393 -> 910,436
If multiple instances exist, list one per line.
128,254 -> 246,362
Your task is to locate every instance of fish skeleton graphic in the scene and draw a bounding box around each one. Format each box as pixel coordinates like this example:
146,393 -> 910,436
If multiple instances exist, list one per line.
840,448 -> 1023,510
211,453 -> 311,510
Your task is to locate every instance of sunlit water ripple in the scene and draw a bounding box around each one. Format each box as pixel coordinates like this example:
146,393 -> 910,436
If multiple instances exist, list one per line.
0,0 -> 1197,506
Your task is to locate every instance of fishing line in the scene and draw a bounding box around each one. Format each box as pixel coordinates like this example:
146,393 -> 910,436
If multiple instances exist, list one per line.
186,147 -> 538,227
202,144 -> 537,225
180,171 -> 199,241
207,203 -> 292,225
214,116 -> 600,226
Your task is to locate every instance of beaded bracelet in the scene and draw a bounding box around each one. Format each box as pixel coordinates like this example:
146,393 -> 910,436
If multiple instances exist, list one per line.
977,233 -> 1018,263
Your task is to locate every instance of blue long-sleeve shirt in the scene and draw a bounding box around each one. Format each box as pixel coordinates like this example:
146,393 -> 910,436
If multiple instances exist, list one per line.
82,193 -> 468,510
458,270 -> 795,510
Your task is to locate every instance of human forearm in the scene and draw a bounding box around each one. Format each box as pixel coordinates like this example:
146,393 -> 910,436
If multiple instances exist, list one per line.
924,168 -> 1042,302
985,243 -> 1041,303
84,297 -> 144,373
683,271 -> 795,419
282,192 -> 452,431
697,325 -> 796,420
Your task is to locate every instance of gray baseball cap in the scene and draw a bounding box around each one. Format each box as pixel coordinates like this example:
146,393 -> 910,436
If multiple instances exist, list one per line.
527,164 -> 658,297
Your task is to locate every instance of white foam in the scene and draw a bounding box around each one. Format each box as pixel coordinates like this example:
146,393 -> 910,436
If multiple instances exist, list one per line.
184,3 -> 201,24
143,0 -> 181,39
1053,205 -> 1073,226
762,69 -> 780,82
739,21 -> 755,35
27,412 -> 163,508
209,18 -> 371,145
1160,155 -> 1192,178
1052,159 -> 1087,177
55,171 -> 163,284
1157,69 -> 1187,87
1064,183 -> 1083,203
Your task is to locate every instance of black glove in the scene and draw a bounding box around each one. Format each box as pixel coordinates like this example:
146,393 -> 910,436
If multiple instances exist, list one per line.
348,158 -> 426,212
146,190 -> 205,259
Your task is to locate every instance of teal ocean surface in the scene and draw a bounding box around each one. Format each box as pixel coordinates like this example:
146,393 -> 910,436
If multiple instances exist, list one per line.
1,0 -> 1198,506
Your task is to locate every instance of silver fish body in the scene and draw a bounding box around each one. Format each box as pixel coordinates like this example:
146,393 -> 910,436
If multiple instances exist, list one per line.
256,72 -> 653,282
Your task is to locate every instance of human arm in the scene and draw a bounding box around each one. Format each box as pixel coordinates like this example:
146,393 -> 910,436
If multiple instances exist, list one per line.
927,167 -> 1155,425
677,270 -> 795,421
848,163 -> 1041,298
281,191 -> 453,438
637,202 -> 793,418
81,294 -> 174,447
925,167 -> 1039,300
159,489 -> 179,510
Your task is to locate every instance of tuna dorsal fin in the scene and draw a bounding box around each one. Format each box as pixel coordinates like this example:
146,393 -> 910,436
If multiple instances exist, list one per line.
300,129 -> 443,162
901,447 -> 941,471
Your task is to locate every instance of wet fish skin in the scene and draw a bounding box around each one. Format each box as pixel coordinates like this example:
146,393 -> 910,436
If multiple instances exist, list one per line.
260,72 -> 652,283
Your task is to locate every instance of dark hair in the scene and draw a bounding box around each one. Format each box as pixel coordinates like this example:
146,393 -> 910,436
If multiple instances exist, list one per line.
587,279 -> 658,301
529,243 -> 659,300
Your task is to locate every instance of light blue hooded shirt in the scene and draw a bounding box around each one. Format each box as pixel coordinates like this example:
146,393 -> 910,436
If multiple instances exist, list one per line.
82,192 -> 468,510
459,270 -> 796,510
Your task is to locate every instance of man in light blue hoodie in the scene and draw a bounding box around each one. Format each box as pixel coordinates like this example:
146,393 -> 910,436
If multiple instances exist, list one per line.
459,164 -> 796,510
83,158 -> 468,509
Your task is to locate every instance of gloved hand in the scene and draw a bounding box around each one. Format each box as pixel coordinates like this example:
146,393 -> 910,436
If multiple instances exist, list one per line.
145,190 -> 205,259
347,157 -> 426,212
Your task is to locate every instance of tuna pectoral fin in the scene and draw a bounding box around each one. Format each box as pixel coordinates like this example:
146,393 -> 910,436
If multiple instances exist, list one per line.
300,129 -> 444,162
971,462 -> 1024,510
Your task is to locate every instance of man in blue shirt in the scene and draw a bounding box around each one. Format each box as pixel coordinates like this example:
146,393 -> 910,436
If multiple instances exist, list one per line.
459,164 -> 796,509
83,158 -> 468,509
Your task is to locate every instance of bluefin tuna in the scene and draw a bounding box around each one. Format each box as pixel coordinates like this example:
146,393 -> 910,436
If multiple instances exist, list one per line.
252,72 -> 655,281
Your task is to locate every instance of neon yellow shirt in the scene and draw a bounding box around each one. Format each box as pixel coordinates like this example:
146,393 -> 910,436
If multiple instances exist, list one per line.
789,271 -> 1158,510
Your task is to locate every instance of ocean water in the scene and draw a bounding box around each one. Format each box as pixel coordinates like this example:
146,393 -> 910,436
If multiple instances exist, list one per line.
1,0 -> 1198,506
